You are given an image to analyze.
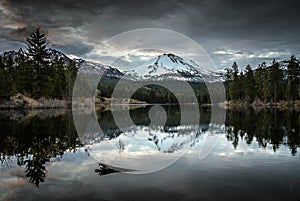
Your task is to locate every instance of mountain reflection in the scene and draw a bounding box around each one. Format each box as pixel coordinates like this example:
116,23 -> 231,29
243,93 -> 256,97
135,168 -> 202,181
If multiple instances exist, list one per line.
0,106 -> 299,186
96,106 -> 299,156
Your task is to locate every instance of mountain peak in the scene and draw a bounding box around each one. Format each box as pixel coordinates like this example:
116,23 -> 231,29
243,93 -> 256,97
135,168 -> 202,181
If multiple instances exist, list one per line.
161,53 -> 185,64
125,53 -> 218,82
153,53 -> 193,69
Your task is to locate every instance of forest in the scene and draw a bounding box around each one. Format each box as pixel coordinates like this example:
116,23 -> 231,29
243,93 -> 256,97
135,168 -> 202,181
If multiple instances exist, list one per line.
0,28 -> 78,100
224,58 -> 300,104
97,77 -> 211,104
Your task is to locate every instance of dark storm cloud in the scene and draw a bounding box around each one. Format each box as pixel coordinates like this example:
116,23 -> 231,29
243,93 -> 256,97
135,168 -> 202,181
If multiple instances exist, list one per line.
55,43 -> 94,56
3,0 -> 300,37
0,0 -> 191,56
10,25 -> 37,39
185,0 -> 300,39
2,0 -> 185,27
1,0 -> 300,67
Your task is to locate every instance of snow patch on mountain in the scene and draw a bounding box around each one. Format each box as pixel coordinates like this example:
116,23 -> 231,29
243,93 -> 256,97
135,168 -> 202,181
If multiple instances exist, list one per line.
76,59 -> 124,78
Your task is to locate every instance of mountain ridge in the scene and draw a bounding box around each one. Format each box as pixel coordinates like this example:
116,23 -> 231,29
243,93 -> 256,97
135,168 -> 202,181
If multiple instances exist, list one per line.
3,48 -> 293,83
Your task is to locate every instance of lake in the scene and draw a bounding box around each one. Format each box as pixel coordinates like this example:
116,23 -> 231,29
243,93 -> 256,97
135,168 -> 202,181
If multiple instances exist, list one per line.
0,106 -> 299,201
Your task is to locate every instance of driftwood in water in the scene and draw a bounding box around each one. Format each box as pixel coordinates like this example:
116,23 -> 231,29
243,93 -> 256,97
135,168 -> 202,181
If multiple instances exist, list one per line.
95,162 -> 137,176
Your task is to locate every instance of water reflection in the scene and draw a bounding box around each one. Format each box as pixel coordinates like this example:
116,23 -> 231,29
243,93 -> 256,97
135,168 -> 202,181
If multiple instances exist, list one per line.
93,106 -> 299,156
94,105 -> 210,140
225,108 -> 300,155
78,105 -> 299,173
0,109 -> 80,187
0,106 -> 299,188
82,105 -> 209,173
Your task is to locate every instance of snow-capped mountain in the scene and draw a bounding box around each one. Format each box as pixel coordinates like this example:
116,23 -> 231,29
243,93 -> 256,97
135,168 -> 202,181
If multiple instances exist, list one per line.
0,48 -> 124,79
76,59 -> 124,78
1,49 -> 23,60
47,48 -> 71,64
46,49 -> 124,78
0,49 -> 222,82
125,53 -> 224,82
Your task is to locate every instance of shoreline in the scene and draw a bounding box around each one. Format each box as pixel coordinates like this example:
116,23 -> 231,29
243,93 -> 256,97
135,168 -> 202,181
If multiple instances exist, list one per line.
221,100 -> 300,110
2,102 -> 299,111
1,93 -> 299,110
0,94 -> 67,110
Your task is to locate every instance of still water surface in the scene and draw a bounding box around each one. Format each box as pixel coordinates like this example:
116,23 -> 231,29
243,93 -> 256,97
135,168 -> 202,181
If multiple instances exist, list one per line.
0,106 -> 299,201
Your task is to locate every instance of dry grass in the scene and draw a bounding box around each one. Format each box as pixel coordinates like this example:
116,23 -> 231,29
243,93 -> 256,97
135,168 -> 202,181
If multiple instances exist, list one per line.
0,93 -> 66,109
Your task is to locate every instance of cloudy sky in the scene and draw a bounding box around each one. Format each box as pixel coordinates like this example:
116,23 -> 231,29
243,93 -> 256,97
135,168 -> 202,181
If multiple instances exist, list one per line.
0,0 -> 300,70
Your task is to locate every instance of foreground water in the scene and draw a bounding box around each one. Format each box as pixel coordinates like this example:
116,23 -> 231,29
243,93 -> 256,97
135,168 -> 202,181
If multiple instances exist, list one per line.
0,106 -> 299,201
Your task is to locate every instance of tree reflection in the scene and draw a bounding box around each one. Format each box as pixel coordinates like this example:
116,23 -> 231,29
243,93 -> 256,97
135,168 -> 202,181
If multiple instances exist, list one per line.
25,156 -> 47,187
225,108 -> 300,155
115,139 -> 126,153
0,110 -> 81,187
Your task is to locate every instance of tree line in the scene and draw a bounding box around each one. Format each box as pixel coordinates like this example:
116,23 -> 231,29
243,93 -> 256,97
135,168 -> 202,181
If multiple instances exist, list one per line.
225,56 -> 300,103
97,77 -> 210,104
0,28 -> 78,100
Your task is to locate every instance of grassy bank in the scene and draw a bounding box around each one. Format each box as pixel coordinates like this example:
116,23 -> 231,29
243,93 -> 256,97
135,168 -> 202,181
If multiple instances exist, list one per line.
0,93 -> 66,109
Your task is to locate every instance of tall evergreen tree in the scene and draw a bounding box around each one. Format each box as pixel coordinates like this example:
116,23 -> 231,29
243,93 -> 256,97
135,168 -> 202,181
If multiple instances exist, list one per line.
65,60 -> 78,101
50,57 -> 66,99
262,68 -> 272,102
286,55 -> 300,100
228,62 -> 239,100
239,71 -> 246,100
254,62 -> 267,101
269,59 -> 283,102
15,48 -> 31,95
26,28 -> 51,98
4,54 -> 16,96
224,67 -> 232,100
0,56 -> 15,99
244,64 -> 255,102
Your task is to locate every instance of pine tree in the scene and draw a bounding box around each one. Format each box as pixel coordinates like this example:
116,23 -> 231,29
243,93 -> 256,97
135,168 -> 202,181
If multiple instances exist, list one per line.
244,64 -> 255,102
4,54 -> 16,96
65,60 -> 78,101
0,56 -> 15,99
15,48 -> 31,95
262,68 -> 272,102
26,28 -> 51,98
224,67 -> 232,100
269,59 -> 283,102
239,71 -> 246,100
286,55 -> 300,100
254,62 -> 267,101
50,57 -> 66,99
228,62 -> 239,100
